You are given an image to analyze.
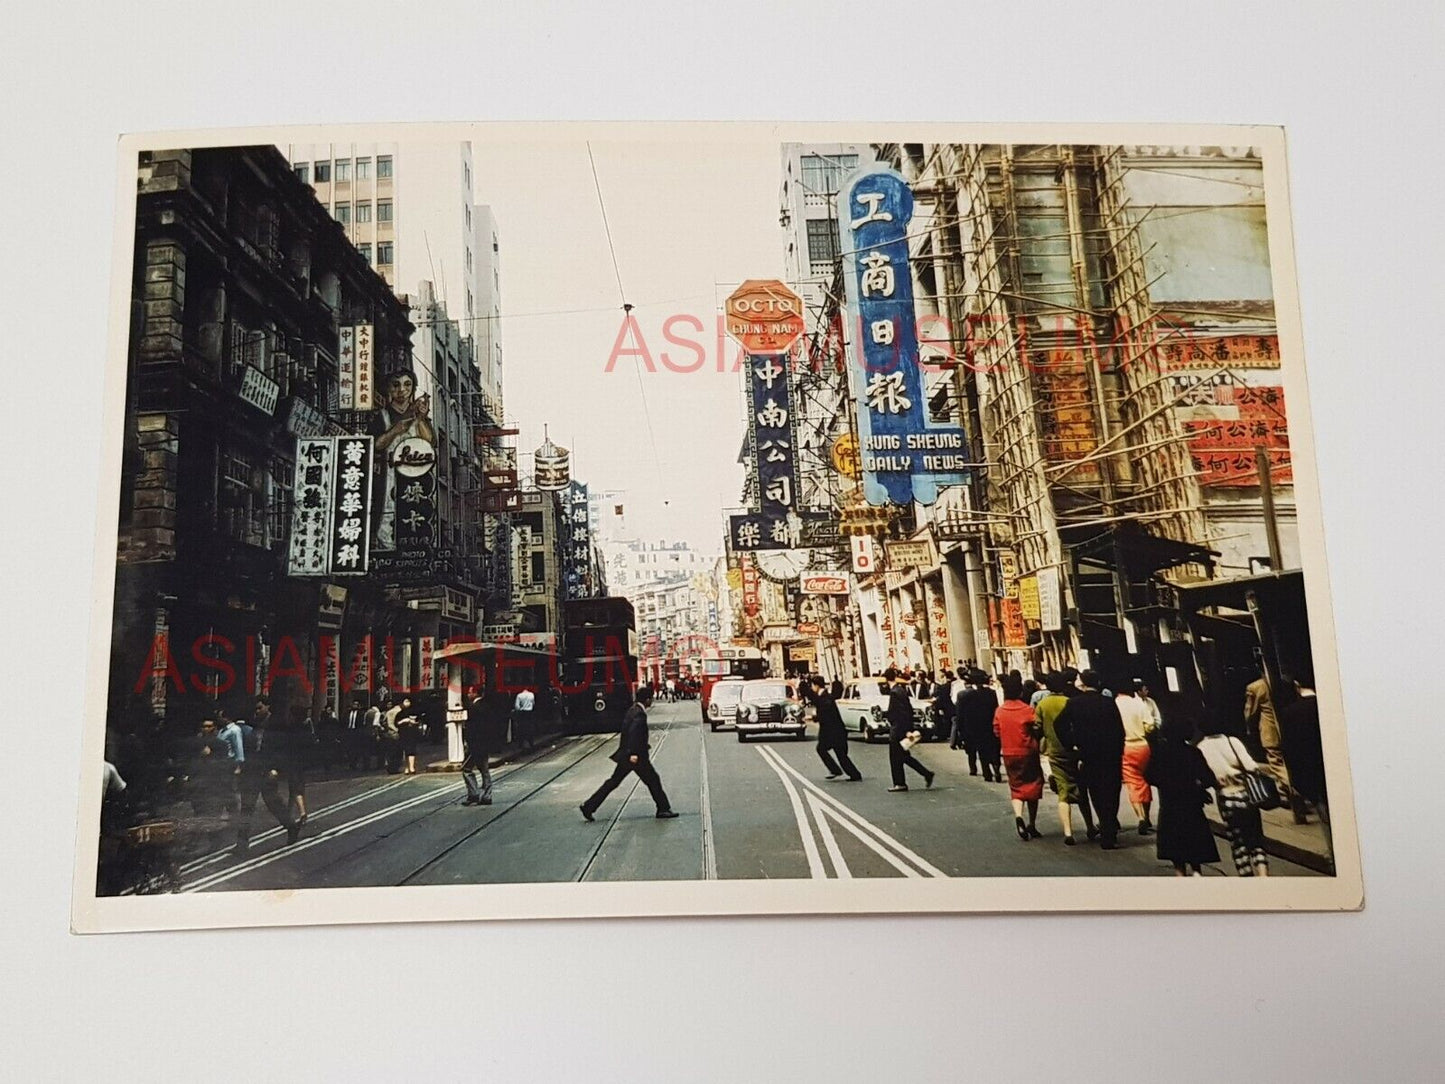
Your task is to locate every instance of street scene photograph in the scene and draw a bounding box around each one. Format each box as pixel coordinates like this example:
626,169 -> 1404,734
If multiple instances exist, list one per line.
76,124 -> 1360,925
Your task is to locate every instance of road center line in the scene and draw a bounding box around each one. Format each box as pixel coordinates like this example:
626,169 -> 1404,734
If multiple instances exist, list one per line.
806,793 -> 852,879
810,794 -> 918,878
699,722 -> 717,880
755,744 -> 947,878
756,746 -> 826,879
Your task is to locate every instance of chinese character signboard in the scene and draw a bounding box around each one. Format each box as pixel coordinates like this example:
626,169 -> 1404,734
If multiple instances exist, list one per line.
239,364 -> 280,415
338,325 -> 375,411
338,326 -> 356,411
839,166 -> 967,506
288,437 -> 373,577
328,436 -> 373,575
564,480 -> 595,600
728,280 -> 808,554
1182,385 -> 1291,487
353,324 -> 374,410
288,438 -> 335,576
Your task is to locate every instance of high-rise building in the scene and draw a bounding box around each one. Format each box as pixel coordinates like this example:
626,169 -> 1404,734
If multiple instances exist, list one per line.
283,141 -> 503,404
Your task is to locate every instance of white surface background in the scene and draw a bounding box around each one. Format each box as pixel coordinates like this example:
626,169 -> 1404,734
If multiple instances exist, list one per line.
2,3 -> 1440,1079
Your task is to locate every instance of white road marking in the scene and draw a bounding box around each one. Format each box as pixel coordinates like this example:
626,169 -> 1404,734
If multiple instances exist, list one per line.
757,744 -> 827,879
810,794 -> 919,878
755,745 -> 948,878
177,776 -> 413,876
699,723 -> 718,880
183,782 -> 464,892
806,793 -> 852,879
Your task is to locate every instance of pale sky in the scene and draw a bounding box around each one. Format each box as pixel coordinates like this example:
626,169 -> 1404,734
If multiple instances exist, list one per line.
472,134 -> 786,551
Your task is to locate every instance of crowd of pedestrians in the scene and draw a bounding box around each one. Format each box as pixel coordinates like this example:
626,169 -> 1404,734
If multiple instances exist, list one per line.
793,658 -> 1328,877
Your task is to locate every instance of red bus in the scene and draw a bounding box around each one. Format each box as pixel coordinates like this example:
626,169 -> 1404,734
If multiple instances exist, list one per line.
699,646 -> 765,724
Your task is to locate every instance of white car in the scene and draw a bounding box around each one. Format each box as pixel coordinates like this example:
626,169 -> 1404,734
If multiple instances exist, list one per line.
835,680 -> 938,742
704,678 -> 746,731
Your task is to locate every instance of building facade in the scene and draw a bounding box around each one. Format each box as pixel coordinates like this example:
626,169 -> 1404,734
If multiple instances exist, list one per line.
284,141 -> 504,405
112,145 -> 416,735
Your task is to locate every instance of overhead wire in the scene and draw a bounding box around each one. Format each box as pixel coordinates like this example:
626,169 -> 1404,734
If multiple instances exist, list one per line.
586,140 -> 668,508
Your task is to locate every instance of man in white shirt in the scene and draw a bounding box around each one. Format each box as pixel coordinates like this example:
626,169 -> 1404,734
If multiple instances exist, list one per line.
513,687 -> 536,752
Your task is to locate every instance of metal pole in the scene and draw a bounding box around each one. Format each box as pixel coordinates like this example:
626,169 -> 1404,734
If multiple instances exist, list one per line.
1256,445 -> 1283,570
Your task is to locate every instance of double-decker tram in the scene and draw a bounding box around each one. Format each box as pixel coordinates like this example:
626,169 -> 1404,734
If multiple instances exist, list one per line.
560,597 -> 638,731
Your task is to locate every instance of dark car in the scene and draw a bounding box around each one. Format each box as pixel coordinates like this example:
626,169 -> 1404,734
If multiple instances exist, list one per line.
734,679 -> 807,743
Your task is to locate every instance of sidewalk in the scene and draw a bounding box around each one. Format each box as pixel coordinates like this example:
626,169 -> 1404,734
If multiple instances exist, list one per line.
422,718 -> 571,773
1204,800 -> 1335,874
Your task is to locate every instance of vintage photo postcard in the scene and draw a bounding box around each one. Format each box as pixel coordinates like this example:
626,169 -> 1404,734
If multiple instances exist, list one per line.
73,122 -> 1362,932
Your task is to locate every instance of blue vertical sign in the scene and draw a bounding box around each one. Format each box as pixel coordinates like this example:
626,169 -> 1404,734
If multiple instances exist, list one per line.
839,166 -> 968,506
730,352 -> 800,551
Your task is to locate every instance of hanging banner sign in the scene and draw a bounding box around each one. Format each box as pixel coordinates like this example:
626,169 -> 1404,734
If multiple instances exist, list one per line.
353,324 -> 374,410
1019,575 -> 1041,623
285,396 -> 326,439
288,435 -> 375,577
1037,566 -> 1063,632
239,365 -> 280,415
850,535 -> 877,575
288,437 -> 335,576
839,166 -> 968,506
392,436 -> 437,548
729,344 -> 804,551
338,326 -> 356,411
328,436 -> 373,575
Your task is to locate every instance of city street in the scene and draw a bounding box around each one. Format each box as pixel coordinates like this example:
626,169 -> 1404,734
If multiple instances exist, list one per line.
180,701 -> 1315,893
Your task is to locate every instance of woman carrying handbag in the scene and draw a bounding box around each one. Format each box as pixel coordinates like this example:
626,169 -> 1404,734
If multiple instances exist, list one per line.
1197,729 -> 1271,877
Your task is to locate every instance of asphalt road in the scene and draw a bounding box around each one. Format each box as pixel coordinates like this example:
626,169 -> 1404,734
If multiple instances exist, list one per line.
181,700 -> 1316,892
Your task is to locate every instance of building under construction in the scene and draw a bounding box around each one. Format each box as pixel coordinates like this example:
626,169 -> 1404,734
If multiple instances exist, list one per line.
793,142 -> 1305,723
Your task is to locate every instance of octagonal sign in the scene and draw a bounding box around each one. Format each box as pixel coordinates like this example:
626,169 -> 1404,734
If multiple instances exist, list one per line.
725,279 -> 805,355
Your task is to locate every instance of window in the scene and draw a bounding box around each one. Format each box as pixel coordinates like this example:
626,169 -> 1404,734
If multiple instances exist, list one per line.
377,155 -> 393,179
334,159 -> 351,183
357,243 -> 372,265
531,552 -> 546,584
314,161 -> 331,183
293,163 -> 309,184
377,241 -> 393,265
355,157 -> 371,181
355,202 -> 371,224
465,205 -> 471,228
334,202 -> 350,225
800,153 -> 858,195
806,218 -> 839,264
377,200 -> 393,223
465,247 -> 472,272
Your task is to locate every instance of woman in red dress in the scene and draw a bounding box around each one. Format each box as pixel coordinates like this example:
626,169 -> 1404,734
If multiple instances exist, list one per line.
994,671 -> 1045,841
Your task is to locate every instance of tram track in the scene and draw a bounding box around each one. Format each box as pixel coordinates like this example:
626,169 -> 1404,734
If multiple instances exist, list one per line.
574,721 -> 677,882
393,733 -> 615,886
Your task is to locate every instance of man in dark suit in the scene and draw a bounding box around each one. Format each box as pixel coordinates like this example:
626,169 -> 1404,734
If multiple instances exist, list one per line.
959,669 -> 1003,782
580,685 -> 678,820
885,667 -> 935,792
1056,669 -> 1126,849
809,675 -> 861,781
460,685 -> 501,806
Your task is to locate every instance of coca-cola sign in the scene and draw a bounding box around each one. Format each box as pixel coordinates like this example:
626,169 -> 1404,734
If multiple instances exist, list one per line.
800,572 -> 849,595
